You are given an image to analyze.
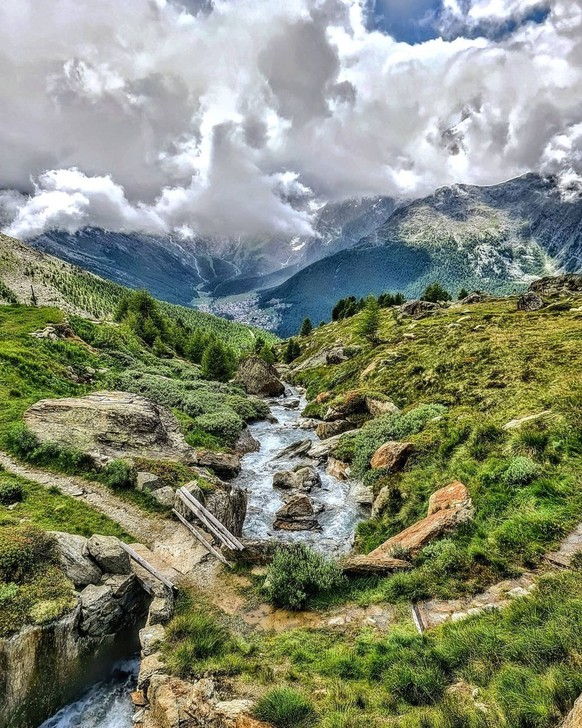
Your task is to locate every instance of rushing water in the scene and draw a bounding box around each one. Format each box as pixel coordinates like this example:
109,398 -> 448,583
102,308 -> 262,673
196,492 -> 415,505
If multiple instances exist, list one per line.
237,387 -> 366,555
40,387 -> 364,726
38,658 -> 138,728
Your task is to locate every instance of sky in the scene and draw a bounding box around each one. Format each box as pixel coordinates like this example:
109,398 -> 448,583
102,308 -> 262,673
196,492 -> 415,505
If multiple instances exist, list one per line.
0,0 -> 580,241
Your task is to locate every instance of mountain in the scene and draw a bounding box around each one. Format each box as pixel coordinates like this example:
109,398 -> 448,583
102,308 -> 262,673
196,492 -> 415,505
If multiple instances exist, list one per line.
260,174 -> 582,335
0,232 -> 273,352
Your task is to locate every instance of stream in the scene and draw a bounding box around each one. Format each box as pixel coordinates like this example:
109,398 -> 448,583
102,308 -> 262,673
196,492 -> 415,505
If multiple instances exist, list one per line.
39,387 -> 365,726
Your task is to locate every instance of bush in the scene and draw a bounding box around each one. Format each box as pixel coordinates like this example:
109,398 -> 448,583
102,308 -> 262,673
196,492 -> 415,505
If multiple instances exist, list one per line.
164,610 -> 231,677
503,457 -> 541,486
254,687 -> 316,728
0,479 -> 23,505
194,410 -> 244,445
102,459 -> 136,489
4,424 -> 39,457
264,544 -> 344,611
0,525 -> 57,583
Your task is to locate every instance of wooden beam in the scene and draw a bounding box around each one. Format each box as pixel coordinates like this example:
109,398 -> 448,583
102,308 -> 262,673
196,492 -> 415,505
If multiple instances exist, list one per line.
120,543 -> 175,591
177,489 -> 242,551
178,487 -> 244,551
172,508 -> 232,567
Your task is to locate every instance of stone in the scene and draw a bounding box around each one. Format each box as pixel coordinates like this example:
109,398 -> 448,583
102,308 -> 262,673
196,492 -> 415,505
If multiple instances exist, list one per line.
224,538 -> 278,565
315,419 -> 352,440
24,391 -> 192,465
307,431 -> 358,461
137,653 -> 166,691
316,391 -> 332,404
326,457 -> 350,481
560,693 -> 582,728
215,699 -> 254,720
352,483 -> 373,506
273,466 -> 321,491
324,392 -> 367,422
292,347 -> 360,373
399,300 -> 440,318
152,486 -> 176,508
296,417 -> 320,429
365,395 -> 400,417
235,356 -> 285,397
86,534 -> 131,574
273,438 -> 312,460
195,450 -> 241,479
274,494 -> 320,531
369,481 -> 473,557
137,472 -> 162,492
503,410 -> 552,430
459,292 -> 487,304
139,624 -> 166,657
146,674 -> 217,727
131,690 -> 148,707
234,427 -> 261,455
103,574 -> 138,601
370,441 -> 413,471
341,554 -> 412,576
147,595 -> 174,626
517,291 -> 544,311
204,484 -> 248,537
79,584 -> 122,636
529,273 -> 582,297
50,531 -> 102,587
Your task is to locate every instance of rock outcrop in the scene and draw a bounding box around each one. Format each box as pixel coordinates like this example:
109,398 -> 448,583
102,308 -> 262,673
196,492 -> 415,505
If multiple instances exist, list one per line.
234,427 -> 261,455
399,300 -> 440,318
25,391 -> 192,465
50,531 -> 102,587
274,494 -> 321,531
292,346 -> 361,372
369,481 -> 473,559
370,441 -> 413,471
315,419 -> 352,440
195,450 -> 241,479
517,292 -> 544,311
560,693 -> 582,728
235,356 -> 285,397
529,274 -> 582,297
86,535 -> 131,574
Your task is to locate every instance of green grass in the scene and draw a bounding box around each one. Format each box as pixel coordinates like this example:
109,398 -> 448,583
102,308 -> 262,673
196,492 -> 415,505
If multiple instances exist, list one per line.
254,687 -> 316,728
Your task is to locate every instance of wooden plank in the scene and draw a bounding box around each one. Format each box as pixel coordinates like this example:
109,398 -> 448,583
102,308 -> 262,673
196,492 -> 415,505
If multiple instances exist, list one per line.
179,487 -> 244,551
177,489 -> 242,551
172,508 -> 232,567
411,604 -> 426,634
120,542 -> 175,591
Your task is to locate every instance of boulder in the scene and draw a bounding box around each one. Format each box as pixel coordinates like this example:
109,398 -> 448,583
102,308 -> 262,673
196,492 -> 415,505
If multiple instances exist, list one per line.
195,450 -> 241,479
86,535 -> 131,574
79,584 -> 122,636
234,427 -> 261,455
324,392 -> 367,422
517,292 -> 544,311
137,472 -> 163,492
273,438 -> 312,460
369,481 -> 473,557
308,430 -> 358,461
399,300 -> 440,318
235,356 -> 285,397
326,457 -> 350,481
316,391 -> 332,404
145,674 -> 218,728
24,391 -> 192,465
152,486 -> 177,508
459,292 -> 487,305
316,419 -> 352,440
205,484 -> 248,537
341,554 -> 411,576
274,494 -> 320,531
224,538 -> 277,565
296,417 -> 320,429
370,441 -> 413,471
50,531 -> 102,587
139,623 -> 166,657
147,595 -> 175,626
529,274 -> 582,297
365,395 -> 400,417
272,466 -> 321,491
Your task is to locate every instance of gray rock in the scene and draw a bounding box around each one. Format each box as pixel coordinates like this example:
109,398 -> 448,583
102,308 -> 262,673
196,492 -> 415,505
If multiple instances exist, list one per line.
234,427 -> 261,455
139,623 -> 166,657
234,356 -> 285,397
136,472 -> 162,492
152,486 -> 176,507
146,595 -> 174,626
272,465 -> 321,492
273,438 -> 312,460
308,430 -> 358,460
79,584 -> 122,636
365,395 -> 400,417
315,419 -> 352,440
86,535 -> 131,574
24,391 -> 193,465
399,300 -> 440,318
50,531 -> 102,587
517,292 -> 544,311
205,484 -> 248,537
528,274 -> 582,297
194,450 -> 241,479
274,494 -> 321,531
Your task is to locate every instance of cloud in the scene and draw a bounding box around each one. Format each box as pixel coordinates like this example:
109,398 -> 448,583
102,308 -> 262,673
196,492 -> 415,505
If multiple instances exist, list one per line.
0,0 -> 581,240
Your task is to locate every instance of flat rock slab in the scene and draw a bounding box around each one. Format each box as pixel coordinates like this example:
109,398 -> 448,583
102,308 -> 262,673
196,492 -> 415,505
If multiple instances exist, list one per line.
545,522 -> 582,568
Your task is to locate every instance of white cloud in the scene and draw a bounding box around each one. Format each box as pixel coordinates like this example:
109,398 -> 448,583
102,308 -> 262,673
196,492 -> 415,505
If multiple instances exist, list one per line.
0,0 -> 580,239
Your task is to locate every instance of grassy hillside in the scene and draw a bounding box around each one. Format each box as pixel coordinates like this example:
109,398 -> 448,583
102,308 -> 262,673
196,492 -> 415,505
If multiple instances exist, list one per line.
0,232 -> 276,353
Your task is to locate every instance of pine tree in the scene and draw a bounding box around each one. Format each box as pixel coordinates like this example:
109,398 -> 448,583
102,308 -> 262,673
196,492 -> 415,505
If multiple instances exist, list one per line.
358,296 -> 381,345
201,339 -> 235,382
422,282 -> 452,303
284,338 -> 301,363
299,318 -> 313,336
458,288 -> 469,300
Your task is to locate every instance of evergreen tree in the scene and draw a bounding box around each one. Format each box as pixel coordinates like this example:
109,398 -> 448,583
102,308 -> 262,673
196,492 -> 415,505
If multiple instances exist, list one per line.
358,296 -> 381,345
284,338 -> 301,363
299,318 -> 313,336
185,330 -> 208,364
259,344 -> 276,364
422,282 -> 452,303
458,288 -> 469,300
254,336 -> 266,354
201,339 -> 235,382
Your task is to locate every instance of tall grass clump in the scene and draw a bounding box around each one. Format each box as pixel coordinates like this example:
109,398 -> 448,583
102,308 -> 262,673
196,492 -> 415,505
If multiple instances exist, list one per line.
254,687 -> 316,728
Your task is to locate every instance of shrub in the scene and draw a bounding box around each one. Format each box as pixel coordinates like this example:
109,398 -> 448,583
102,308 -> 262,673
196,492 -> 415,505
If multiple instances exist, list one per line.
0,525 -> 57,583
4,424 -> 39,457
201,339 -> 236,382
194,410 -> 244,445
254,687 -> 316,728
264,544 -> 344,611
0,479 -> 23,505
421,282 -> 452,303
102,459 -> 136,489
164,610 -> 231,677
503,457 -> 541,486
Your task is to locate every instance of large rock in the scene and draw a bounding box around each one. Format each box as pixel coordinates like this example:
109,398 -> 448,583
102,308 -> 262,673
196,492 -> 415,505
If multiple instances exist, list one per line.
79,584 -> 122,636
307,430 -> 358,461
274,494 -> 320,531
316,419 -> 352,440
195,450 -> 241,479
324,392 -> 368,422
152,486 -> 177,508
365,395 -> 400,417
25,391 -> 192,465
529,274 -> 582,297
273,438 -> 312,460
86,535 -> 131,574
234,427 -> 261,455
326,457 -> 350,481
517,291 -> 544,311
50,531 -> 102,587
459,292 -> 487,305
137,472 -> 163,492
370,441 -> 413,471
292,346 -> 361,373
369,481 -> 473,557
272,465 -> 321,492
399,300 -> 440,318
235,356 -> 285,397
341,554 -> 411,576
205,484 -> 248,537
